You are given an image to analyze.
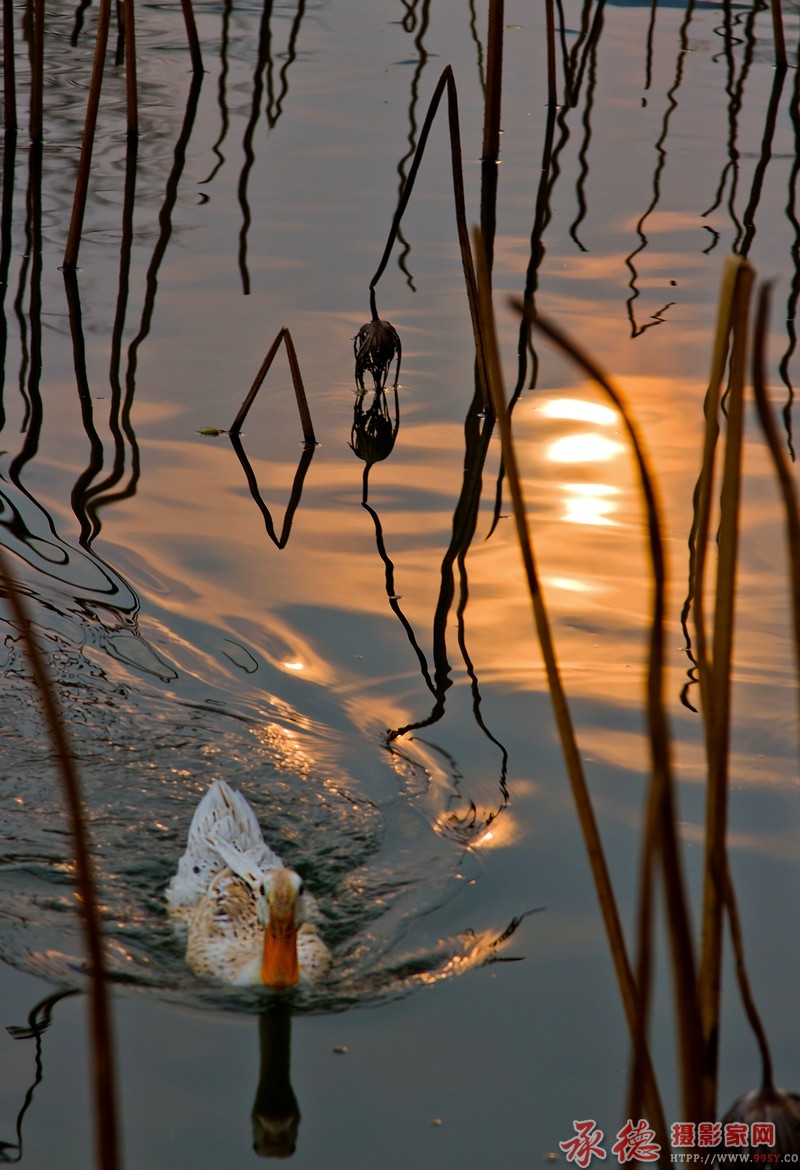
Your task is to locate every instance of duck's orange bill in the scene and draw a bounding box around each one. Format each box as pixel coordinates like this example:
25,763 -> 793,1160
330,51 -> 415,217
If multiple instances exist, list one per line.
261,912 -> 299,989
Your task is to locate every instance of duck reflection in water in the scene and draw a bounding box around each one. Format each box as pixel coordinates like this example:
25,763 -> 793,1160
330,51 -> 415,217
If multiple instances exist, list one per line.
251,1006 -> 301,1159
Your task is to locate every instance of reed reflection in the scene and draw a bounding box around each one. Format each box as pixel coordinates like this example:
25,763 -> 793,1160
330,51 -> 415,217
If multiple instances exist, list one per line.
235,0 -> 308,294
622,2 -> 689,339
778,59 -> 800,458
1,989 -> 79,1164
228,325 -> 317,549
349,376 -> 509,843
231,435 -> 316,551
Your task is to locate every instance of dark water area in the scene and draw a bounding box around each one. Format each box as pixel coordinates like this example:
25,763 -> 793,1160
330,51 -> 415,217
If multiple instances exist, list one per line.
1,1 -> 800,1166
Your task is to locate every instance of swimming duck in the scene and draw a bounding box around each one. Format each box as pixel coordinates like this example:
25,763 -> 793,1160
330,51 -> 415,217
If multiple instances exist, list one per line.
166,779 -> 331,989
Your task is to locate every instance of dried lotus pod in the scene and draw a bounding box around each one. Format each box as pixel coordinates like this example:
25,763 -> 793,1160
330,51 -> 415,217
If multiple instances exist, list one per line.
721,1085 -> 800,1157
353,319 -> 401,392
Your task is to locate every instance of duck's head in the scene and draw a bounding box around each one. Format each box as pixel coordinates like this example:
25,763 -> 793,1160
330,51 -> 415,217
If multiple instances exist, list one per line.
256,869 -> 306,990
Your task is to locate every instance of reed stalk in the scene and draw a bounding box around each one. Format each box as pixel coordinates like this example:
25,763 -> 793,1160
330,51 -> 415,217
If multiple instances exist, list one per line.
770,0 -> 787,70
63,0 -> 113,269
179,0 -> 203,75
696,258 -> 753,1120
230,326 -> 315,445
29,0 -> 44,141
368,67 -> 490,412
3,0 -> 18,130
751,282 -> 800,731
545,0 -> 556,108
121,0 -> 138,138
525,304 -> 704,1123
473,228 -> 668,1140
0,551 -> 121,1170
481,0 -> 503,163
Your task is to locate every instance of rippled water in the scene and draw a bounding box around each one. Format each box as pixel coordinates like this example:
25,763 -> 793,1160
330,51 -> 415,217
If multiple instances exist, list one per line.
2,0 -> 800,1165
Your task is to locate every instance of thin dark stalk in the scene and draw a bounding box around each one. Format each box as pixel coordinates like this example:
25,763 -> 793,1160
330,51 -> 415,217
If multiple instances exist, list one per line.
474,230 -> 667,1139
368,66 -> 490,411
526,306 -> 703,1124
698,259 -> 753,1121
230,326 -> 315,445
3,0 -> 18,130
479,0 -> 503,273
0,552 -> 120,1170
180,0 -> 203,75
63,0 -> 114,269
751,282 -> 800,735
724,861 -> 774,1092
230,433 -> 315,549
545,0 -> 556,108
738,60 -> 786,258
689,257 -> 743,721
29,0 -> 44,140
770,0 -> 786,69
481,0 -> 503,162
121,0 -> 138,138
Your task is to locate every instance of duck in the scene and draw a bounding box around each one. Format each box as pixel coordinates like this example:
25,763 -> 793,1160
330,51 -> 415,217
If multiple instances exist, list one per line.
166,779 -> 331,989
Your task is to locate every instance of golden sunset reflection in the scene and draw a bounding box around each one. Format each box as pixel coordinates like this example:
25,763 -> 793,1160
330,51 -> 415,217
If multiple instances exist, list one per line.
561,483 -> 620,526
547,433 -> 626,464
540,398 -> 618,426
103,363 -> 800,815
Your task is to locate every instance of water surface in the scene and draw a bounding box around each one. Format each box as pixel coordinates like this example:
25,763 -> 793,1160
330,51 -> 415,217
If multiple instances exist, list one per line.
1,1 -> 799,1166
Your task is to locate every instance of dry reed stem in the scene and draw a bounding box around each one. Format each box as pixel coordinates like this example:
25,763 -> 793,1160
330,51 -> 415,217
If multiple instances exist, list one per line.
545,0 -> 556,108
517,302 -> 704,1122
481,0 -> 503,163
121,0 -> 138,138
29,0 -> 44,140
368,67 -> 490,412
230,326 -> 315,445
724,860 -> 774,1092
770,0 -> 787,69
179,0 -> 203,75
2,0 -> 17,130
472,228 -> 668,1139
689,257 -> 745,722
0,551 -> 121,1170
697,259 -> 753,1120
751,282 -> 800,733
63,0 -> 113,269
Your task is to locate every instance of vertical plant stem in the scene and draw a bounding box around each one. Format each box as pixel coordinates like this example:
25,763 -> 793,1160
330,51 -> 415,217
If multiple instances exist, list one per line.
121,0 -> 138,138
180,0 -> 204,75
698,260 -> 753,1120
481,0 -> 503,163
690,258 -> 744,726
474,230 -> 668,1140
480,0 -> 504,274
281,327 -> 315,445
528,305 -> 704,1123
751,283 -> 800,759
63,0 -> 113,270
0,551 -> 121,1170
29,0 -> 44,140
724,861 -> 774,1091
545,0 -> 557,107
368,67 -> 490,411
770,0 -> 787,69
3,0 -> 18,130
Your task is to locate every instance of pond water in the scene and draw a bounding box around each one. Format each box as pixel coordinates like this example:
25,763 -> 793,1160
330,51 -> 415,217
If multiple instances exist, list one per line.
1,0 -> 799,1166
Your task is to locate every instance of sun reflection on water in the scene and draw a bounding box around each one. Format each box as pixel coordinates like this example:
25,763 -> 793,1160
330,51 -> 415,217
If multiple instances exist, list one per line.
562,483 -> 620,526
